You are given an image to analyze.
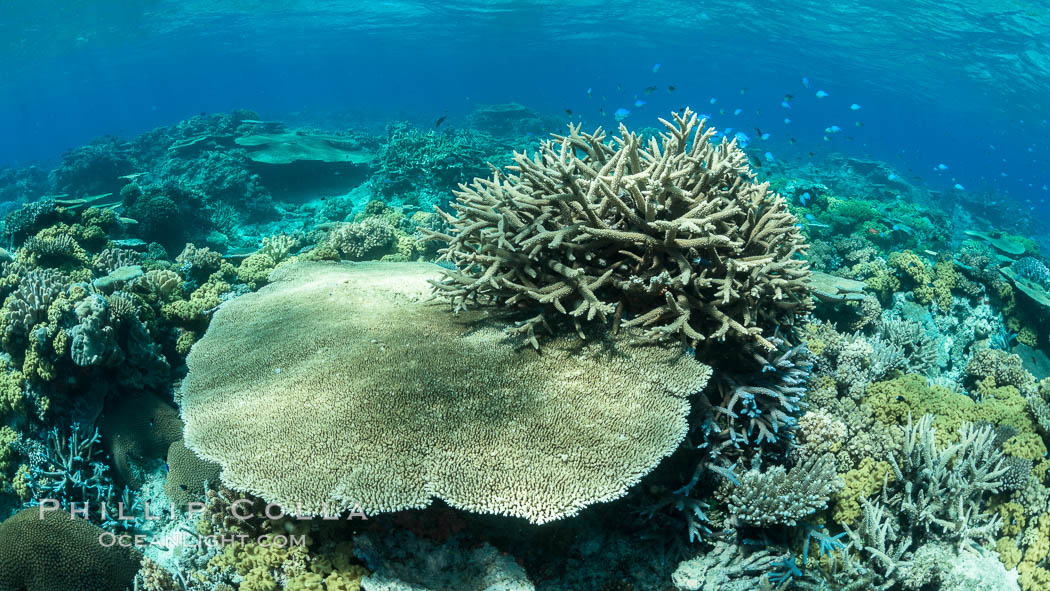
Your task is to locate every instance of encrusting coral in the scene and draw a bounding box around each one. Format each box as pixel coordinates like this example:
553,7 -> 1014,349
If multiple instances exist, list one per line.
180,261 -> 712,524
424,108 -> 811,351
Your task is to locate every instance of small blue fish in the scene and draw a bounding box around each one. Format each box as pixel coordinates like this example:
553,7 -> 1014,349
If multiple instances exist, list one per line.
781,101 -> 792,109
710,97 -> 717,104
892,224 -> 900,231
816,90 -> 829,98
699,113 -> 712,120
800,191 -> 810,205
850,103 -> 862,110
954,183 -> 966,190
802,77 -> 810,88
937,163 -> 949,171
614,107 -> 631,121
760,132 -> 771,140
652,63 -> 662,73
764,151 -> 775,163
634,99 -> 647,107
587,88 -> 592,98
805,213 -> 816,221
887,173 -> 898,181
733,131 -> 751,147
825,125 -> 841,133
784,117 -> 792,124
734,108 -> 743,115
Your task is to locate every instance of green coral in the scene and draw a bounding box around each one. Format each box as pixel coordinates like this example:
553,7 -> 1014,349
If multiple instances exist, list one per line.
237,253 -> 277,289
888,250 -> 936,305
865,373 -> 1037,447
832,457 -> 894,525
0,426 -> 16,476
827,197 -> 880,225
162,278 -> 231,327
207,538 -> 366,591
0,360 -> 25,417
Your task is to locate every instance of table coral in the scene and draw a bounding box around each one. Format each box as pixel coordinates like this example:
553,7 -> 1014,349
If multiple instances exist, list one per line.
181,261 -> 712,523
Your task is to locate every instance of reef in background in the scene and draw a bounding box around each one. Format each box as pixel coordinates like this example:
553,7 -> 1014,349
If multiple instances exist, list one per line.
0,105 -> 1047,591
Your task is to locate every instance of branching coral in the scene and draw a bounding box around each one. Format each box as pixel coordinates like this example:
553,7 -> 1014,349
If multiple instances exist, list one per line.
18,422 -> 127,523
700,339 -> 812,457
672,541 -> 789,591
844,415 -> 1006,586
425,109 -> 811,350
726,452 -> 842,527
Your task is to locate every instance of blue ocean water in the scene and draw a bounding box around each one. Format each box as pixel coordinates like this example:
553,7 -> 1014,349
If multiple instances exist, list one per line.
2,1 -> 1048,202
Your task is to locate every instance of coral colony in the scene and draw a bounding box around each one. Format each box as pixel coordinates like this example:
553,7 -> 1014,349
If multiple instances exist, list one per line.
0,104 -> 1048,591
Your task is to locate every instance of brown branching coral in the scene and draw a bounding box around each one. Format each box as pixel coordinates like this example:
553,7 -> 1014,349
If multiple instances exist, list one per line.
425,108 -> 811,350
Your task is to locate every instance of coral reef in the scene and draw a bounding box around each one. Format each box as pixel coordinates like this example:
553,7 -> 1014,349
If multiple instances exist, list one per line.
0,105 -> 1048,591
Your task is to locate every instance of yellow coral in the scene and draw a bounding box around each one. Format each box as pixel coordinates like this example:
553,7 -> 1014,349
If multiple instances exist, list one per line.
832,457 -> 894,525
999,537 -> 1022,570
22,342 -> 56,382
1020,563 -> 1050,591
888,250 -> 939,306
237,254 -> 277,290
0,426 -> 16,474
1020,326 -> 1040,348
0,360 -> 25,417
866,374 -> 1038,447
1004,432 -> 1049,462
162,279 -> 231,326
1022,513 -> 1050,570
931,260 -> 956,311
176,331 -> 198,356
12,464 -> 29,500
864,269 -> 901,303
1000,502 -> 1028,537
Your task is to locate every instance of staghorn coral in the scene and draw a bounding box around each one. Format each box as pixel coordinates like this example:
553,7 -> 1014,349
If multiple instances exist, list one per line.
425,109 -> 811,351
181,261 -> 712,523
19,422 -> 117,511
844,415 -> 1006,587
701,340 -> 811,457
872,312 -> 938,376
672,541 -> 788,591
